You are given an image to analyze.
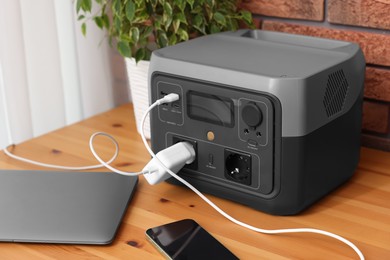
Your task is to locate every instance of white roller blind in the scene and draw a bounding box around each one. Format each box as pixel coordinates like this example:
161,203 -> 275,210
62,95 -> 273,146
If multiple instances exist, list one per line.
0,0 -> 117,149
54,0 -> 84,124
19,0 -> 66,137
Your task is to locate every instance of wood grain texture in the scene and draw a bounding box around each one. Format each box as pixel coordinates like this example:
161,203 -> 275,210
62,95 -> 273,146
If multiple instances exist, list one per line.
328,0 -> 390,30
0,104 -> 389,259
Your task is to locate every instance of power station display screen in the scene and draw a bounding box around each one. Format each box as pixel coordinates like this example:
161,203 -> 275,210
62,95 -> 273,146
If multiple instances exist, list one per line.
187,91 -> 234,127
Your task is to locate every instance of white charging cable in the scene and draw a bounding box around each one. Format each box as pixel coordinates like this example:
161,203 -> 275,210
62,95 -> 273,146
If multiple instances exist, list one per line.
1,93 -> 183,174
87,93 -> 184,177
2,129 -> 123,171
2,134 -> 121,171
0,76 -> 364,259
0,60 -> 124,172
139,94 -> 365,260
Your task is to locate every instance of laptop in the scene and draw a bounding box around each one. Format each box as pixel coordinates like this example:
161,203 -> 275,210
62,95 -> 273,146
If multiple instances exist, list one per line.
0,169 -> 138,244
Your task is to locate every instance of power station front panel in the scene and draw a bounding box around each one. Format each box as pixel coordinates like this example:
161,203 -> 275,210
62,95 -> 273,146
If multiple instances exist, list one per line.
150,73 -> 281,198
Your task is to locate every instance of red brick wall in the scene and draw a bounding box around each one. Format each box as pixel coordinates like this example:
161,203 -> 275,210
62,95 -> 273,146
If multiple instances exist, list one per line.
241,0 -> 390,151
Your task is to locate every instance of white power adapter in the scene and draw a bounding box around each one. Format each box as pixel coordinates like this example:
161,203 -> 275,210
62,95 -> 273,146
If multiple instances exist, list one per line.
143,142 -> 196,185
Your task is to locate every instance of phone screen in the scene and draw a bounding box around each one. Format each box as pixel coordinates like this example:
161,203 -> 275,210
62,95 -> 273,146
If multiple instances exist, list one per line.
146,219 -> 239,260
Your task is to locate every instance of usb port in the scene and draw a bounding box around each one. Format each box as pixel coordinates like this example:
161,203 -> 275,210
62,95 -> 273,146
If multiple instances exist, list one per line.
160,91 -> 169,105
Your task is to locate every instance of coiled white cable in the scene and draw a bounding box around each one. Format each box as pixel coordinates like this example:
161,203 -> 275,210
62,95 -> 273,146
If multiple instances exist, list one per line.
0,59 -> 139,174
89,132 -> 146,176
139,96 -> 364,260
2,133 -> 123,171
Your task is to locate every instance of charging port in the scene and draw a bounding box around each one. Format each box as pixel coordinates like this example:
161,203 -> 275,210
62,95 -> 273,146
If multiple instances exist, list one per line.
160,91 -> 169,106
224,149 -> 251,185
172,136 -> 198,170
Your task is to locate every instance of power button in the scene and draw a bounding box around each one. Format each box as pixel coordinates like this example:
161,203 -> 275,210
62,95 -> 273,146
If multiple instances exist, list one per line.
242,102 -> 263,129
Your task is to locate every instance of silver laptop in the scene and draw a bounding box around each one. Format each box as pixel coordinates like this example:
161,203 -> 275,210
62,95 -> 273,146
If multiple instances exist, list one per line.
0,170 -> 137,244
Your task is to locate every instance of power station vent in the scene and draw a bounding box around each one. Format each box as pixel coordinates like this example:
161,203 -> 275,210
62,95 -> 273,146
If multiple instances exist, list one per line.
323,70 -> 349,117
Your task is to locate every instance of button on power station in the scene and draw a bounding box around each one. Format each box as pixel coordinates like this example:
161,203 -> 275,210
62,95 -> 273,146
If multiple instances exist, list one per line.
242,102 -> 263,128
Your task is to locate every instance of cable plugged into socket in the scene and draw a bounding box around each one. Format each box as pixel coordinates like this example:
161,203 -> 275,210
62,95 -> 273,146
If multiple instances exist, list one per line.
142,142 -> 196,185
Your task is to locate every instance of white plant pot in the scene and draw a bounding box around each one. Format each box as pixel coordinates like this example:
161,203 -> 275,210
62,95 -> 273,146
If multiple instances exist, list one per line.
125,58 -> 151,139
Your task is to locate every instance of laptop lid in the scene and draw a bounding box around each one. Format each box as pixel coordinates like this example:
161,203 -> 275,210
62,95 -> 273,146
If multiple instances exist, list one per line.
0,170 -> 137,244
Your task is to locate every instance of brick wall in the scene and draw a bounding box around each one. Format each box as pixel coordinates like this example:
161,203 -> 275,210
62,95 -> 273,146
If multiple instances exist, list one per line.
241,0 -> 390,151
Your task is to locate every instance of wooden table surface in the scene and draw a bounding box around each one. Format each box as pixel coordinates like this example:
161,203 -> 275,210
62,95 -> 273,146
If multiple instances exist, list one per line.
0,104 -> 389,259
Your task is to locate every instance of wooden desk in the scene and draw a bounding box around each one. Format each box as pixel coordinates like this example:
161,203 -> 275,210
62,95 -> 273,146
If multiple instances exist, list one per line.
0,104 -> 389,259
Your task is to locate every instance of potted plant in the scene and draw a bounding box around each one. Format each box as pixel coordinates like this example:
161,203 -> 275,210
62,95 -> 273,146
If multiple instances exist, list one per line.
76,0 -> 254,137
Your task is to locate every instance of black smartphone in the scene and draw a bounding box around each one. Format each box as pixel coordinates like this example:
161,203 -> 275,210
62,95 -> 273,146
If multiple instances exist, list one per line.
145,219 -> 239,260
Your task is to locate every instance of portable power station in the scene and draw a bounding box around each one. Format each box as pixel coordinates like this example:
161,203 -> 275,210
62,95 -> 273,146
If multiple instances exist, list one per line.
148,29 -> 365,215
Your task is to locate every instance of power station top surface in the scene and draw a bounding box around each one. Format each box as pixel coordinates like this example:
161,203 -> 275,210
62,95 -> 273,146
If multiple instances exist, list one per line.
153,30 -> 358,79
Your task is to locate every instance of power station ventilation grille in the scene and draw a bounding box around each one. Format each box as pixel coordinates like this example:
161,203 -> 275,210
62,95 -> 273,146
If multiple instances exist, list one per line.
323,70 -> 349,117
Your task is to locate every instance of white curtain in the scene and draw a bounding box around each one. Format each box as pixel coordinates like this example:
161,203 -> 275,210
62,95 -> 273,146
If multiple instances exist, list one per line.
0,0 -> 118,149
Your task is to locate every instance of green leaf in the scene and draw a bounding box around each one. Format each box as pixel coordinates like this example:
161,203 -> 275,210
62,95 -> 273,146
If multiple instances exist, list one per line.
94,17 -> 103,29
172,19 -> 180,34
164,15 -> 173,30
77,15 -> 85,21
131,27 -> 140,43
76,0 -> 83,13
241,10 -> 253,25
81,0 -> 92,12
168,34 -> 177,46
157,31 -> 168,47
81,22 -> 87,36
117,41 -> 131,57
135,48 -> 146,63
114,16 -> 121,31
193,14 -> 203,28
174,13 -> 187,24
150,0 -> 158,7
102,14 -> 110,29
114,0 -> 122,14
134,9 -> 149,23
142,27 -> 153,39
154,15 -> 162,30
210,23 -> 220,34
174,0 -> 186,12
163,2 -> 173,16
205,0 -> 215,7
213,12 -> 226,26
191,5 -> 203,14
119,34 -> 132,42
145,2 -> 154,15
76,0 -> 91,13
125,0 -> 136,22
193,14 -> 206,34
177,28 -> 189,41
198,24 -> 206,34
227,18 -> 239,31
187,0 -> 195,9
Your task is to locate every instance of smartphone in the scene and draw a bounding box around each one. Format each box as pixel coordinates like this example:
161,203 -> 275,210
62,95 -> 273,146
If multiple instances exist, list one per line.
145,219 -> 239,260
